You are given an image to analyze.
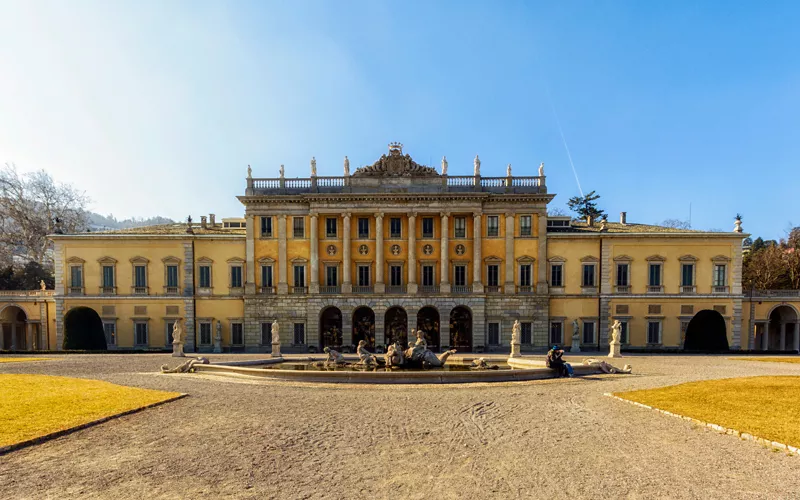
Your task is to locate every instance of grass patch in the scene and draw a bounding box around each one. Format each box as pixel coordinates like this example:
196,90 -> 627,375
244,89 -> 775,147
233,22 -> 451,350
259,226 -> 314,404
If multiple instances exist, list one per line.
0,357 -> 55,364
731,358 -> 800,364
0,374 -> 182,449
615,376 -> 800,448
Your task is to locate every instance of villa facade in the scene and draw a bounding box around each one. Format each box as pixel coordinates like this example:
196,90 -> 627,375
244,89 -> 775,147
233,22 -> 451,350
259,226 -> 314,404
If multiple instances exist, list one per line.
2,144 -> 799,353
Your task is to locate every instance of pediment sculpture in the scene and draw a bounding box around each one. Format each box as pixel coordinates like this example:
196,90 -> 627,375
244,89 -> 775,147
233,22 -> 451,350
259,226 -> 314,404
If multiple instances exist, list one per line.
352,143 -> 440,178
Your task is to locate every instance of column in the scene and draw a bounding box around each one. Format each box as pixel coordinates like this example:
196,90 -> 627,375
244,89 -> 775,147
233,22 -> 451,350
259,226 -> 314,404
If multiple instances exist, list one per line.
762,321 -> 769,351
780,322 -> 787,351
309,214 -> 319,293
342,213 -> 352,293
375,213 -> 385,293
504,212 -> 515,294
794,322 -> 800,352
407,213 -> 418,294
26,323 -> 33,350
472,211 -> 483,292
277,215 -> 288,294
0,324 -> 4,349
245,214 -> 256,294
10,323 -> 16,350
440,212 -> 450,293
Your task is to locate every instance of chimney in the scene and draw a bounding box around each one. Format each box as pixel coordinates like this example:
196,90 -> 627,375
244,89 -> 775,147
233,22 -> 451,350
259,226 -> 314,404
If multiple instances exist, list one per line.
620,212 -> 627,225
209,214 -> 216,227
200,216 -> 207,229
587,214 -> 595,227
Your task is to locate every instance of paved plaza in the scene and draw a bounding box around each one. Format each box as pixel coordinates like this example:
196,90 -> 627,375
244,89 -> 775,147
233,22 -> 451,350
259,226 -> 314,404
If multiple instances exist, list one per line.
1,354 -> 799,499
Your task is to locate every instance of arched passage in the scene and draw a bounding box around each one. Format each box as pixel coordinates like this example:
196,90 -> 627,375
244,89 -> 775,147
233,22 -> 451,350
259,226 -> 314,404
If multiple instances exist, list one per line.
684,310 -> 728,352
449,306 -> 472,351
352,306 -> 375,348
63,307 -> 107,350
384,307 -> 408,347
416,306 -> 440,351
764,305 -> 799,351
319,306 -> 343,349
0,306 -> 27,350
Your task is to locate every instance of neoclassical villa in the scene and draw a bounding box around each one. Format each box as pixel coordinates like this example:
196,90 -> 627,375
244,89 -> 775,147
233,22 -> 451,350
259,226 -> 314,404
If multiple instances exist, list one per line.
1,144 -> 799,353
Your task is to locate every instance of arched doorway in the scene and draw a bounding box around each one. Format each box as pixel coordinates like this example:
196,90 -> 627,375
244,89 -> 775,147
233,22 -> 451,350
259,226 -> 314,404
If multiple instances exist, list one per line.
416,306 -> 440,351
319,306 -> 343,349
0,306 -> 27,350
63,307 -> 107,350
449,306 -> 473,351
684,310 -> 728,352
384,307 -> 408,347
765,305 -> 799,351
352,307 -> 375,348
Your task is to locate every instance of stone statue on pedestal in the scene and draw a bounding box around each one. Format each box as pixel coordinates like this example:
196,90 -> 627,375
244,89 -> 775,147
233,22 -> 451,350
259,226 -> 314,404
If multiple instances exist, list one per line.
279,165 -> 285,178
539,162 -> 545,177
609,320 -> 623,358
510,319 -> 521,358
247,164 -> 252,178
344,156 -> 350,176
40,280 -> 46,291
213,320 -> 222,353
441,156 -> 448,175
171,319 -> 185,357
474,155 -> 481,176
570,319 -> 581,353
271,320 -> 282,357
311,157 -> 317,177
506,164 -> 512,177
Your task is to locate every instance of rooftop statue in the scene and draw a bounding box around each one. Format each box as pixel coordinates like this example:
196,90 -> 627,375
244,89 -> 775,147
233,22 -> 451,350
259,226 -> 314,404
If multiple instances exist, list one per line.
310,157 -> 317,177
441,156 -> 448,175
474,155 -> 481,176
279,164 -> 285,178
507,164 -> 512,177
344,156 -> 350,176
539,162 -> 545,177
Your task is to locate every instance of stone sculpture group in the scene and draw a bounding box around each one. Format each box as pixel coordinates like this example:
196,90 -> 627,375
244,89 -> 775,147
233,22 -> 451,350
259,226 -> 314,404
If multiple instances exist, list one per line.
322,329 -> 457,369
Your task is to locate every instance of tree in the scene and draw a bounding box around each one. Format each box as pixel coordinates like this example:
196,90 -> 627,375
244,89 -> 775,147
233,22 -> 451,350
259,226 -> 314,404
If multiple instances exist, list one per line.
566,191 -> 606,220
781,227 -> 800,289
743,245 -> 789,290
0,164 -> 89,268
15,261 -> 54,290
0,266 -> 19,290
660,219 -> 692,229
751,237 -> 766,253
547,207 -> 567,217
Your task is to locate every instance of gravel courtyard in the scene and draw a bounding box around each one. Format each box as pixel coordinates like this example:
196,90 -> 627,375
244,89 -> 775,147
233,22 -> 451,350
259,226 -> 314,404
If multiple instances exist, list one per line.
1,354 -> 799,499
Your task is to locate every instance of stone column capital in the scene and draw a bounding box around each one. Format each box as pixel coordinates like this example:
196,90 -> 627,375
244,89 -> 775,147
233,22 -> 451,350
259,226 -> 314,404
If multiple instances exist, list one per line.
278,214 -> 287,221
343,212 -> 351,220
375,212 -> 384,220
440,211 -> 450,219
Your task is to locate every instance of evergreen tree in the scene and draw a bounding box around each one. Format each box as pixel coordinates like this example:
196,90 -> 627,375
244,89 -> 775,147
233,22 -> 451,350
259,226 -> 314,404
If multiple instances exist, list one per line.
567,191 -> 607,220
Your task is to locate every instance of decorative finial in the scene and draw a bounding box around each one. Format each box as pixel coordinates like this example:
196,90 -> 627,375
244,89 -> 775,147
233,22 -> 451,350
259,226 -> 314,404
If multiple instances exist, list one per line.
600,217 -> 608,232
734,214 -> 743,233
344,156 -> 350,176
441,156 -> 448,175
538,162 -> 545,177
506,163 -> 512,177
186,216 -> 194,234
53,217 -> 64,235
279,164 -> 285,178
388,142 -> 403,154
247,164 -> 252,179
310,157 -> 317,177
473,155 -> 481,176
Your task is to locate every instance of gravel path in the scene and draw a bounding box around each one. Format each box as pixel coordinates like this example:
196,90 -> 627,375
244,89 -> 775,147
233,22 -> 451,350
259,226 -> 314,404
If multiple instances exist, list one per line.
1,353 -> 799,499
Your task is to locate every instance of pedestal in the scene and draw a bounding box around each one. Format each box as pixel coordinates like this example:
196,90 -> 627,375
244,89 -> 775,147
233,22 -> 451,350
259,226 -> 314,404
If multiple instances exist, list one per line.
570,336 -> 581,353
510,343 -> 521,358
272,342 -> 282,358
608,341 -> 622,358
172,341 -> 185,357
213,336 -> 222,353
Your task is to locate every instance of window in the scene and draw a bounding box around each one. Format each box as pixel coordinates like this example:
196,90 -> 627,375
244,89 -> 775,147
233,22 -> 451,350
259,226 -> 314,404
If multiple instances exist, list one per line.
261,265 -> 273,288
103,322 -> 116,346
487,216 -> 499,237
487,265 -> 499,287
454,265 -> 466,286
550,264 -> 563,287
326,266 -> 338,287
648,264 -> 662,286
647,321 -> 661,344
357,218 -> 369,238
422,265 -> 434,286
520,264 -> 532,287
135,322 -> 148,346
357,265 -> 370,286
70,266 -> 83,287
520,215 -> 532,236
454,217 -> 466,238
582,264 -> 596,287
293,217 -> 305,238
681,264 -> 694,286
166,265 -> 179,288
102,265 -> 114,288
619,321 -> 629,344
422,217 -> 434,238
260,216 -> 272,238
583,322 -> 595,344
616,264 -> 629,287
199,265 -> 211,288
521,322 -> 532,344
134,265 -> 147,287
261,323 -> 271,345
488,323 -> 500,345
200,322 -> 212,345
293,323 -> 305,345
231,323 -> 243,345
390,265 -> 402,286
294,265 -> 306,287
230,265 -> 243,288
550,322 -> 563,344
390,217 -> 401,238
326,217 -> 337,238
713,264 -> 727,287
166,321 -> 175,345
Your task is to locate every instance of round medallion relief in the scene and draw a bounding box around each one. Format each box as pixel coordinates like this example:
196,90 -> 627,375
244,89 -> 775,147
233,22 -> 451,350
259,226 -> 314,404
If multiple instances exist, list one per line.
391,244 -> 401,255
455,244 -> 466,255
358,244 -> 369,255
423,244 -> 434,255
326,245 -> 337,256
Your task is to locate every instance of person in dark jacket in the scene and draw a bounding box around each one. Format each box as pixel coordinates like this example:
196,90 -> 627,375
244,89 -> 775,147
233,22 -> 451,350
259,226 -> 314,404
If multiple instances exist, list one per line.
546,345 -> 572,377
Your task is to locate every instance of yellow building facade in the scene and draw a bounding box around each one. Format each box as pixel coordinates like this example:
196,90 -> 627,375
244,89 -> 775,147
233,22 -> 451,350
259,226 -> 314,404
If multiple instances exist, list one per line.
2,144 -> 798,353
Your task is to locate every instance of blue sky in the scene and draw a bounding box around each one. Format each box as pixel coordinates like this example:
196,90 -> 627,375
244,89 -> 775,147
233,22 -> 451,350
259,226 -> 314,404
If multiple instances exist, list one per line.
0,0 -> 797,239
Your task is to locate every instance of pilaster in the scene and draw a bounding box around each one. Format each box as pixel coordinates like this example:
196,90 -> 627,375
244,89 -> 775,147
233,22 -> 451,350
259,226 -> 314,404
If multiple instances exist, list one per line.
342,213 -> 352,293
407,213 -> 417,294
472,211 -> 483,293
440,212 -> 450,293
375,213 -> 385,293
245,214 -> 256,294
504,212 -> 514,294
310,214 -> 319,294
536,211 -> 548,294
731,296 -> 742,349
277,215 -> 288,294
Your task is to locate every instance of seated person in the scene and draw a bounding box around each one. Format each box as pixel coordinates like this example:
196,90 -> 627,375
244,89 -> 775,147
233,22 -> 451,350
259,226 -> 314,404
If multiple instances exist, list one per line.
546,345 -> 572,378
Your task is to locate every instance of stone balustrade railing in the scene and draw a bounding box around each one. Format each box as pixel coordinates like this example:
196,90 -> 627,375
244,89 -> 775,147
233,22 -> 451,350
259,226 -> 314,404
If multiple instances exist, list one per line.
0,290 -> 55,297
751,289 -> 800,298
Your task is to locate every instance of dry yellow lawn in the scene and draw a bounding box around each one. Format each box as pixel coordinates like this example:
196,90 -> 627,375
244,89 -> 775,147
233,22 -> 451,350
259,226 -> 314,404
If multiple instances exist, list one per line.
0,357 -> 55,364
0,374 -> 182,449
732,357 -> 800,364
616,376 -> 800,448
